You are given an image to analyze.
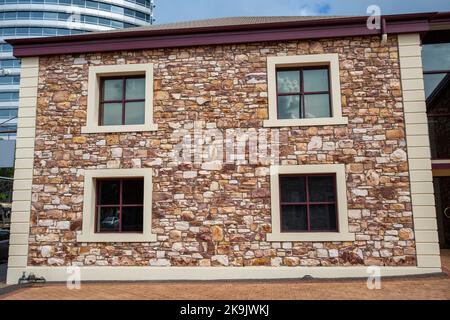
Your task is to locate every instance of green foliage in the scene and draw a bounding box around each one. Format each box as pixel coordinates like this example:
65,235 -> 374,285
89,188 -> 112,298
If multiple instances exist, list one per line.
0,168 -> 14,178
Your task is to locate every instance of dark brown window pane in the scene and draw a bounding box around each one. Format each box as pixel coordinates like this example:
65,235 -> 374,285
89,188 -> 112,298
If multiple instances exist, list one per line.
303,69 -> 329,92
426,72 -> 450,159
103,79 -> 123,100
281,205 -> 307,231
277,70 -> 300,93
98,180 -> 120,205
122,179 -> 144,204
280,176 -> 306,202
309,204 -> 337,231
98,207 -> 120,232
102,102 -> 122,125
308,176 -> 335,202
125,78 -> 145,100
96,178 -> 145,233
304,94 -> 331,118
122,207 -> 144,232
124,101 -> 145,125
428,116 -> 450,159
278,95 -> 300,119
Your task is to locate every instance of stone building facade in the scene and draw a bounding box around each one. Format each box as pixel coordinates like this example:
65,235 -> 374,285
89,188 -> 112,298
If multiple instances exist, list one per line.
6,14 -> 445,283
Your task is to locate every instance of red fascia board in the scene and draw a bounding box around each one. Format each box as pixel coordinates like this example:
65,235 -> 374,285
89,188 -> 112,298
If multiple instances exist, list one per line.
7,13 -> 436,58
432,162 -> 450,169
12,23 -> 380,57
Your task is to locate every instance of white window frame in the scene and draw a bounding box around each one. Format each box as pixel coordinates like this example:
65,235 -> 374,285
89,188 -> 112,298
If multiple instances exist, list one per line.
263,53 -> 348,127
77,168 -> 156,242
267,164 -> 355,242
81,63 -> 158,134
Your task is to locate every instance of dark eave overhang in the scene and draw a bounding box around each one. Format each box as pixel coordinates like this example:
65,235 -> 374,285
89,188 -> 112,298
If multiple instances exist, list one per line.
7,12 -> 450,58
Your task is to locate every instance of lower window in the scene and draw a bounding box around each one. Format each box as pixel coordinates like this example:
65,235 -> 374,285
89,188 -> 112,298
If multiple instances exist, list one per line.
280,174 -> 337,232
96,178 -> 144,233
267,164 -> 355,242
77,168 -> 155,243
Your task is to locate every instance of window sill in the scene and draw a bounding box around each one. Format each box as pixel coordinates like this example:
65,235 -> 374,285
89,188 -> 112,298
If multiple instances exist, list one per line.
81,123 -> 158,134
77,232 -> 157,243
263,117 -> 348,128
266,232 -> 355,242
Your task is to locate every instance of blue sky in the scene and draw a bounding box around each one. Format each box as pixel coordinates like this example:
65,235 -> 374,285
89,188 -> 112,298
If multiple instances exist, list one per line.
154,0 -> 450,24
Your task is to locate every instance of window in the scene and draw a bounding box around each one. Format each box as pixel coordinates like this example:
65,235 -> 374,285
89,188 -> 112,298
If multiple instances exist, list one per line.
100,76 -> 145,126
276,67 -> 331,119
0,44 -> 13,52
264,54 -> 348,127
0,92 -> 19,102
77,168 -> 155,242
267,164 -> 354,241
280,174 -> 337,232
0,76 -> 20,85
0,59 -> 20,68
96,179 -> 144,233
82,64 -> 157,133
421,42 -> 450,159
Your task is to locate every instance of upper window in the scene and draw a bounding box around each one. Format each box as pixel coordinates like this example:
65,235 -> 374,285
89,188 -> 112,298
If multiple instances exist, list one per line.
96,178 -> 144,233
264,54 -> 347,127
100,76 -> 145,126
276,67 -> 331,119
82,63 -> 157,134
280,174 -> 337,232
267,164 -> 354,242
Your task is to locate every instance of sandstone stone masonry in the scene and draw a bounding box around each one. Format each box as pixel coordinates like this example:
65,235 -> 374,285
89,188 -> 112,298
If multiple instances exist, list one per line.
29,36 -> 416,267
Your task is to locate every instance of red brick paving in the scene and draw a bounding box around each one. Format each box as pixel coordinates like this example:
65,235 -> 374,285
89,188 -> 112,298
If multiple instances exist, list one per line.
1,250 -> 449,300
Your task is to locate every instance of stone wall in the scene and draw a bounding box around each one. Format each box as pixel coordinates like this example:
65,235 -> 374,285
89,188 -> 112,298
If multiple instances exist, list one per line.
29,35 -> 416,267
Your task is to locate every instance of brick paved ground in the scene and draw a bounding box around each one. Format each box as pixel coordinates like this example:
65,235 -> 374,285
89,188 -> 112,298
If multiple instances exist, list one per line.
1,250 -> 449,300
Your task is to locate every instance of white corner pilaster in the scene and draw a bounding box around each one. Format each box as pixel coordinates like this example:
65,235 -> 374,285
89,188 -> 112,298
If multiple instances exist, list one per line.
398,34 -> 441,269
6,57 -> 39,284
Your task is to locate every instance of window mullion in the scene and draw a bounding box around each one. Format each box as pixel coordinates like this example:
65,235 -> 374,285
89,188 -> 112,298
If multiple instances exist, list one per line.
122,77 -> 126,125
99,79 -> 104,125
96,180 -> 101,233
300,69 -> 305,119
305,175 -> 311,231
334,174 -> 338,230
119,179 -> 123,232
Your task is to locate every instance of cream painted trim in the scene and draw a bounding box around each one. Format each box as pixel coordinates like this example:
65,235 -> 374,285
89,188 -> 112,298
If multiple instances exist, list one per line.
81,63 -> 158,134
266,164 -> 355,242
398,33 -> 441,270
76,168 -> 156,243
263,54 -> 348,128
6,265 -> 442,284
6,58 -> 38,277
431,159 -> 450,164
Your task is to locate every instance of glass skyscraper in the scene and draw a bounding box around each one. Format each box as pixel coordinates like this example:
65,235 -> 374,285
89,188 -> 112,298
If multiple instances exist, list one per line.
0,0 -> 154,167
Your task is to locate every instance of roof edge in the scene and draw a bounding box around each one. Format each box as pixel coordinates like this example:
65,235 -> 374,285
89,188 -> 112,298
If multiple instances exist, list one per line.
7,11 -> 444,58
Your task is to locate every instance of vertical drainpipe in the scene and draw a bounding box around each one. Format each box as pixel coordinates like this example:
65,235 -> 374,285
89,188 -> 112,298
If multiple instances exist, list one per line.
381,18 -> 388,44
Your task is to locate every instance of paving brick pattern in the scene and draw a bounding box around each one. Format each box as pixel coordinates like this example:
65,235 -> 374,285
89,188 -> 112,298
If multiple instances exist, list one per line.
1,250 -> 449,300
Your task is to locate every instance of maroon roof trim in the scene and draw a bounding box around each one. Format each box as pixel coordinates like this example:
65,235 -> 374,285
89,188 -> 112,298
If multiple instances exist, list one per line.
7,12 -> 444,58
432,162 -> 450,170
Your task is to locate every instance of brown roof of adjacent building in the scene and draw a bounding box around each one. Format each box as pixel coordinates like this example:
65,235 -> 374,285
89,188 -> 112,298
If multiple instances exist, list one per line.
83,15 -> 347,35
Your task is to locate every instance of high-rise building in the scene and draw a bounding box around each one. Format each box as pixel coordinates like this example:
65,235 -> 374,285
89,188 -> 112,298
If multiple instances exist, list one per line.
0,0 -> 155,167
